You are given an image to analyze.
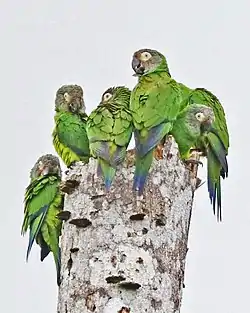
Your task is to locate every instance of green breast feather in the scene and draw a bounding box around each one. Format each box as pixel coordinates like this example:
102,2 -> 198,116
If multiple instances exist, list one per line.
53,111 -> 90,167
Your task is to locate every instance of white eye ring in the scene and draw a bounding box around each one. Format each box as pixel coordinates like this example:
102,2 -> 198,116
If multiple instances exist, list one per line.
63,92 -> 71,102
103,92 -> 112,101
141,51 -> 152,61
195,112 -> 205,121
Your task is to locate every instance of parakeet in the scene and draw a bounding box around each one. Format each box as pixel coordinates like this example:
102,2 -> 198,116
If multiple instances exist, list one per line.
178,87 -> 229,221
52,84 -> 90,167
171,103 -> 215,160
21,154 -> 64,285
130,48 -> 183,195
87,86 -> 132,191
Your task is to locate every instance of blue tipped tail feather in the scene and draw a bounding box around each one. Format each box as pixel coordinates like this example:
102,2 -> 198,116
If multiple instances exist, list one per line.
133,149 -> 154,195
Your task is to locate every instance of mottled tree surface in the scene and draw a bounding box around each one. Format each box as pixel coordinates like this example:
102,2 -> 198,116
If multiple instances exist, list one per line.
57,137 -> 197,313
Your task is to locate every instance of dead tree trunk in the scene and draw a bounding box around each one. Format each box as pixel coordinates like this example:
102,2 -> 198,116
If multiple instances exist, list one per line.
57,137 -> 197,313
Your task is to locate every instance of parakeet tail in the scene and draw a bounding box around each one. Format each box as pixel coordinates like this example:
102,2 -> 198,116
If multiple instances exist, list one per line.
207,132 -> 228,177
26,205 -> 49,262
207,148 -> 222,222
54,247 -> 61,286
98,158 -> 116,191
133,149 -> 154,196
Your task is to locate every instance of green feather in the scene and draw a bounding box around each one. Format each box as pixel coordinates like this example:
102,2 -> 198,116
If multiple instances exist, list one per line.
177,84 -> 229,220
87,86 -> 133,190
22,174 -> 64,285
53,111 -> 90,167
130,58 -> 183,194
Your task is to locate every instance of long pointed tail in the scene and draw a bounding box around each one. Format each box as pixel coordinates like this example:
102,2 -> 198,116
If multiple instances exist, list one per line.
54,247 -> 61,286
26,205 -> 48,262
98,158 -> 116,191
207,148 -> 222,221
133,149 -> 154,196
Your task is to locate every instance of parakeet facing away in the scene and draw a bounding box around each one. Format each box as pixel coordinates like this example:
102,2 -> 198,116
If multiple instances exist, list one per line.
21,154 -> 64,285
179,88 -> 229,221
87,86 -> 132,191
52,84 -> 90,167
130,48 -> 183,195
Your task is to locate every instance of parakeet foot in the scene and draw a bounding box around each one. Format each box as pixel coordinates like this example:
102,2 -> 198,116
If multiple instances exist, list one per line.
153,144 -> 164,160
60,179 -> 80,194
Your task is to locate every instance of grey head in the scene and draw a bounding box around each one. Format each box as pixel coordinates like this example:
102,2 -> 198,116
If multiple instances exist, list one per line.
30,154 -> 62,180
184,103 -> 215,129
131,48 -> 170,76
55,84 -> 85,114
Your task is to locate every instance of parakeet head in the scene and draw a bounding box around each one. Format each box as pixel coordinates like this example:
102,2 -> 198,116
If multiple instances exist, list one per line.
186,104 -> 215,127
100,86 -> 131,108
30,154 -> 62,180
132,48 -> 171,76
55,84 -> 85,114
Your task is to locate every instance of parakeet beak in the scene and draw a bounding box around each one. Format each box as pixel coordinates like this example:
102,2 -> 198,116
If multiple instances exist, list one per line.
37,165 -> 49,176
69,97 -> 84,113
69,103 -> 77,113
132,56 -> 145,75
41,167 -> 49,176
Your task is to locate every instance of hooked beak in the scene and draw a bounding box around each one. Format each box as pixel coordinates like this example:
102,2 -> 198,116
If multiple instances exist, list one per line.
69,97 -> 83,113
132,56 -> 145,76
38,166 -> 49,176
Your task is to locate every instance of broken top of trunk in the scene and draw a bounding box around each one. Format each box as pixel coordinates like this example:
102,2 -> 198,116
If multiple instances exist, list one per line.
57,137 -> 198,313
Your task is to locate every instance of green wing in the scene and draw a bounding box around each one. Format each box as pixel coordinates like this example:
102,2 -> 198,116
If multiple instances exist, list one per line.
87,105 -> 133,190
54,111 -> 90,160
87,106 -> 133,165
131,76 -> 182,157
87,106 -> 115,144
170,107 -> 200,160
130,74 -> 182,195
21,175 -> 63,285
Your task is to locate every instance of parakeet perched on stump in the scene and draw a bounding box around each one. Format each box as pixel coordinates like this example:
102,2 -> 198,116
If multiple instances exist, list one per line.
87,86 -> 132,191
178,87 -> 229,221
52,84 -> 90,167
130,48 -> 183,195
21,154 -> 64,285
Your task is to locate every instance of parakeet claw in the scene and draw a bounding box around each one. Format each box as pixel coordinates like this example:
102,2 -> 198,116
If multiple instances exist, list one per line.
153,144 -> 164,160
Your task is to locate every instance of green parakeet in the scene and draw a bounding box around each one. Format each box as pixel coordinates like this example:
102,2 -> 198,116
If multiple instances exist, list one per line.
171,103 -> 215,159
87,86 -> 132,190
52,84 -> 90,167
178,87 -> 229,221
130,48 -> 183,195
21,154 -> 64,285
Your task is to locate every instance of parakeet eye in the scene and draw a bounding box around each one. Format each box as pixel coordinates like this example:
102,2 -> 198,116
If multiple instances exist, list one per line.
195,112 -> 205,121
102,92 -> 112,102
141,51 -> 152,61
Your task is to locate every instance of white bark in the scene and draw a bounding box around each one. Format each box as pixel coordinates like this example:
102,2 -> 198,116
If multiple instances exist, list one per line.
57,137 -> 197,313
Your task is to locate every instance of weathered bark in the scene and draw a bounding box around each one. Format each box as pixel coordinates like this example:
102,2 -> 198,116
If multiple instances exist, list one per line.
57,137 -> 197,313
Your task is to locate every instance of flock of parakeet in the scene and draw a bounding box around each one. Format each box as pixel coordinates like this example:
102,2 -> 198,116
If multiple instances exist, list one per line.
21,48 -> 229,285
